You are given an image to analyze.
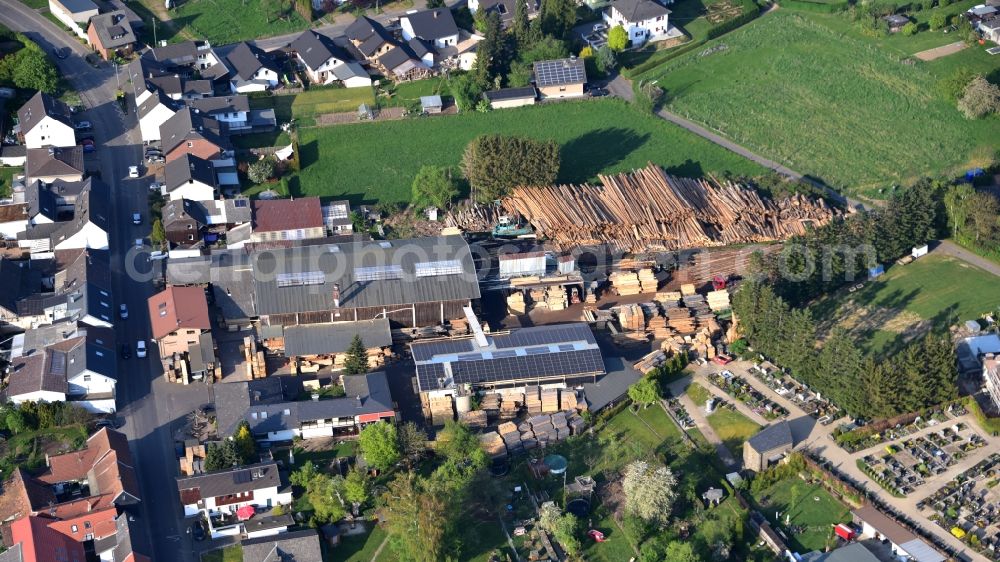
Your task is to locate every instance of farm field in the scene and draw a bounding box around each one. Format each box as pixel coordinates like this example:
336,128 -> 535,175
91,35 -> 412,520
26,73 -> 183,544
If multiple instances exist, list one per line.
140,0 -> 310,45
639,11 -> 999,194
749,476 -> 850,552
811,254 -> 1000,355
293,99 -> 765,204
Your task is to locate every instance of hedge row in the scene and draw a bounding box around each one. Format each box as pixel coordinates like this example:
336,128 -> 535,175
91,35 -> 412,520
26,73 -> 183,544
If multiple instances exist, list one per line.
624,40 -> 706,78
706,0 -> 762,39
780,0 -> 850,12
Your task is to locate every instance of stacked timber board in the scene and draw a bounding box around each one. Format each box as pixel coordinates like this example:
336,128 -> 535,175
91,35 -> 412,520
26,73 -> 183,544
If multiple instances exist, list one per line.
707,289 -> 731,311
502,164 -> 838,253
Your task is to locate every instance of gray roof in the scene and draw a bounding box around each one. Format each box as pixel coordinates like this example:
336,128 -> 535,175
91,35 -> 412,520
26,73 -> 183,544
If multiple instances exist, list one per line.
408,38 -> 432,59
26,178 -> 88,221
251,235 -> 480,316
411,323 -> 606,391
0,259 -> 42,313
283,318 -> 392,356
183,79 -> 213,97
5,325 -> 116,399
187,95 -> 250,116
150,40 -> 202,65
745,420 -> 792,454
137,88 -> 176,119
802,543 -> 882,562
147,74 -> 183,96
345,16 -> 395,57
88,11 -> 136,50
166,250 -> 258,321
53,0 -> 97,16
420,95 -> 442,109
0,545 -> 21,562
176,462 -> 283,500
533,58 -> 587,88
25,146 -> 84,180
332,62 -> 369,82
608,0 -> 670,21
484,86 -> 536,102
403,8 -> 459,40
241,513 -> 294,536
111,513 -> 144,562
18,178 -> 110,249
290,30 -> 349,70
479,0 -> 539,24
214,372 -> 394,437
159,108 -> 228,156
162,198 -> 207,229
241,529 -> 322,562
226,42 -> 278,81
378,46 -> 418,71
163,153 -> 217,193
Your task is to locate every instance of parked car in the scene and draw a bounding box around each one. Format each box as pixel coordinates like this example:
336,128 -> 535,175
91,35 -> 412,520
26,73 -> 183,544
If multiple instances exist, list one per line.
128,165 -> 140,178
81,139 -> 96,153
144,147 -> 163,157
132,211 -> 141,225
95,418 -> 119,429
119,304 -> 128,319
120,343 -> 131,359
191,520 -> 205,541
54,47 -> 69,60
146,154 -> 165,164
149,181 -> 163,192
136,340 -> 146,358
589,87 -> 609,97
74,121 -> 92,130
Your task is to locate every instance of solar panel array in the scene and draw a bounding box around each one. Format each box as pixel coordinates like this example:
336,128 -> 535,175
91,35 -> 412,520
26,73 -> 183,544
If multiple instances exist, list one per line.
276,271 -> 325,287
493,324 -> 595,349
232,469 -> 252,484
411,338 -> 476,361
414,259 -> 463,277
415,348 -> 604,390
354,265 -> 404,282
534,59 -> 585,88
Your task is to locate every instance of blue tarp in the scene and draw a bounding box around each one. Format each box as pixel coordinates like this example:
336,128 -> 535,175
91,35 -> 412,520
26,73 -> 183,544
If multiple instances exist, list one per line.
869,264 -> 885,279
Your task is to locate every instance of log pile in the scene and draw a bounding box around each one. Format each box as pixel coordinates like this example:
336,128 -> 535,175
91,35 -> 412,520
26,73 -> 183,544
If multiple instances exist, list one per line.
667,307 -> 697,334
459,409 -> 487,429
502,164 -> 838,253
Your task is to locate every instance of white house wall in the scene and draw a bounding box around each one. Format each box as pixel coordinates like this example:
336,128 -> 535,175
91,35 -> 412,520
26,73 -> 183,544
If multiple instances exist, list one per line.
68,370 -> 116,396
11,389 -> 66,406
23,117 -> 76,149
72,396 -> 116,414
0,219 -> 27,240
140,105 -> 175,143
342,75 -> 373,88
53,221 -> 109,251
168,182 -> 216,202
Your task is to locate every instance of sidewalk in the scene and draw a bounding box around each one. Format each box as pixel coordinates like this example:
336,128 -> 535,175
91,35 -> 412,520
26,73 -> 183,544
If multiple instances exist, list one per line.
666,374 -> 739,468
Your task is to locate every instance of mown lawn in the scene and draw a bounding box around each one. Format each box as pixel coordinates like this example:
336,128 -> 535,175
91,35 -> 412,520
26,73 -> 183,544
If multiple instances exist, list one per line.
812,254 -> 1000,355
707,408 -> 760,458
749,477 -> 850,552
291,87 -> 377,119
294,99 -> 764,204
640,11 -> 999,193
149,0 -> 310,44
330,524 -> 387,562
0,167 -> 22,199
201,545 -> 243,562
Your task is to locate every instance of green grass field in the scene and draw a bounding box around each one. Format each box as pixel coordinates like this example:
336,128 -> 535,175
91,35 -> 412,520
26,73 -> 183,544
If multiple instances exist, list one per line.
812,253 -> 1000,354
0,167 -> 22,199
750,477 -> 849,552
639,11 -> 999,193
330,524 -> 387,562
150,0 -> 310,44
292,87 -> 377,120
201,545 -> 242,562
292,99 -> 764,204
707,408 -> 760,457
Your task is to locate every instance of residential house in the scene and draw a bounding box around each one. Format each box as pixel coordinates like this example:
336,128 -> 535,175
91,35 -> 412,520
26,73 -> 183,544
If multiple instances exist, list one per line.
104,513 -> 150,562
162,197 -> 250,249
159,108 -> 229,163
5,324 -> 117,413
332,62 -> 373,88
226,42 -> 280,94
17,92 -> 76,150
161,198 -> 208,247
24,146 -> 84,184
0,145 -> 26,167
147,284 -> 211,359
18,178 -> 109,254
469,0 -> 539,27
484,86 -> 536,109
187,95 -> 252,132
603,0 -> 673,46
175,462 -> 292,534
377,45 -> 429,81
13,249 -> 115,329
214,372 -> 397,442
241,530 -> 322,562
957,333 -> 1000,373
163,153 -> 217,201
22,506 -> 120,554
344,16 -> 396,61
250,235 -> 480,328
47,0 -> 98,40
0,258 -> 41,327
851,505 -> 945,562
249,197 -> 325,242
290,30 -> 351,86
87,10 -> 137,61
135,88 -> 177,143
0,516 -> 87,562
149,39 -> 216,68
411,322 -> 606,395
0,429 -> 140,535
743,420 -> 793,472
401,8 -> 460,49
533,58 -> 587,98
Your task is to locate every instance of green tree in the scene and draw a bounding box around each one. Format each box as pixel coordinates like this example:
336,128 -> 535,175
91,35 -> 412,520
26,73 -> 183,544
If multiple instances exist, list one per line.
150,218 -> 166,248
539,0 -> 576,39
944,182 -> 975,238
291,461 -> 346,523
449,73 -> 482,112
664,541 -> 703,562
411,165 -> 459,210
622,460 -> 677,528
5,409 -> 26,435
359,422 -> 401,471
538,503 -> 582,555
967,191 -> 1000,243
426,0 -> 445,7
383,472 -> 450,562
11,45 -> 59,93
512,0 -> 530,45
343,335 -> 369,375
596,45 -> 617,73
461,134 -> 561,202
628,377 -> 660,406
958,76 -> 1000,119
204,440 -> 241,471
233,421 -> 258,464
397,421 -> 427,465
938,68 -> 977,102
247,157 -> 276,184
901,21 -> 918,35
929,11 -> 947,29
608,25 -> 629,51
343,466 -> 369,505
473,10 -> 505,89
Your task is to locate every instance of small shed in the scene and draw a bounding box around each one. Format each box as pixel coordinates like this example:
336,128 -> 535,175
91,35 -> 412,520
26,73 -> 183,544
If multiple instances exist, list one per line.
911,244 -> 928,258
483,86 -> 537,109
702,487 -> 725,506
420,95 -> 443,114
868,264 -> 885,279
883,14 -> 910,32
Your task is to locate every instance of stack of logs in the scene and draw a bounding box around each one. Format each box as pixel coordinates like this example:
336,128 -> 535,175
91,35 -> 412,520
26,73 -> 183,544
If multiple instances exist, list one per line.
501,164 -> 839,253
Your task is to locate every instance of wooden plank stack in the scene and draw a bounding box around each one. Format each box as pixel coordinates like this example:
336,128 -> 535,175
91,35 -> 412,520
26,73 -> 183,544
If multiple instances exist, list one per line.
501,163 -> 838,253
638,268 -> 658,292
480,432 -> 506,458
459,410 -> 487,429
507,292 -> 526,314
561,389 -> 578,411
524,387 -> 542,414
707,289 -> 731,311
609,271 -> 642,295
656,291 -> 683,305
634,349 -> 669,374
541,389 -> 560,413
546,286 -> 567,311
680,283 -> 697,296
481,393 -> 501,416
618,304 -> 645,332
667,307 -> 697,334
499,421 -> 522,454
428,395 -> 454,426
500,392 -> 521,419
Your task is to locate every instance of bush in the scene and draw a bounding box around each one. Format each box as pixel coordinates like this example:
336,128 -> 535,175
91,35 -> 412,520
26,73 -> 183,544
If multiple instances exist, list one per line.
929,11 -> 947,29
901,21 -> 918,35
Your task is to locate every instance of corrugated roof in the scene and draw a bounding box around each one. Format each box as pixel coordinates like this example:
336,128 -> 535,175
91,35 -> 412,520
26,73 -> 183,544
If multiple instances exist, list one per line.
283,318 -> 392,356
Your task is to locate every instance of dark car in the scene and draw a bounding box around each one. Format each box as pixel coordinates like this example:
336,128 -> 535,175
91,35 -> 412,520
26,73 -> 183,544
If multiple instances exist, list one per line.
589,87 -> 610,97
81,139 -> 96,153
146,154 -> 165,164
54,47 -> 69,60
191,520 -> 206,541
120,343 -> 131,359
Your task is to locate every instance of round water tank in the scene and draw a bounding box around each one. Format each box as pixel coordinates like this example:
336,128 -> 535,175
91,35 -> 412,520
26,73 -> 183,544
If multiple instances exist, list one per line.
455,394 -> 472,414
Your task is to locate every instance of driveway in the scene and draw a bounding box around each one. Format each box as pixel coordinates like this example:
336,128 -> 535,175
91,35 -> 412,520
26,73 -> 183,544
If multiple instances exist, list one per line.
933,240 -> 1000,278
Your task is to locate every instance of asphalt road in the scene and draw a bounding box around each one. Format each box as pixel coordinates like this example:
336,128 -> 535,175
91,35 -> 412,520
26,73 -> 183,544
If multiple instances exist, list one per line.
0,4 -> 212,561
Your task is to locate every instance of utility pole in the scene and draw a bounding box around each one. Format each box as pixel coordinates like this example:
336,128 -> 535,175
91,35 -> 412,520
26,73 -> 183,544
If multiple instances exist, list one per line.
114,61 -> 120,89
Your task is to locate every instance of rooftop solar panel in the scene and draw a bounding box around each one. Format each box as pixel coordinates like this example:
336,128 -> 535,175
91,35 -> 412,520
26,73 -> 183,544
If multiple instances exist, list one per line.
354,265 -> 403,282
416,348 -> 605,391
533,58 -> 586,88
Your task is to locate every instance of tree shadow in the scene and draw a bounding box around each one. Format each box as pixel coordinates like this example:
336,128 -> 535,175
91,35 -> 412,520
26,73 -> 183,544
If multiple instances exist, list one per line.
663,158 -> 705,179
560,128 -> 651,183
298,139 -> 318,172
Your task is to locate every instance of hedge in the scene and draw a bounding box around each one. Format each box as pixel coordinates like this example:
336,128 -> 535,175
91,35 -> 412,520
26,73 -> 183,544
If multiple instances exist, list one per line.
625,40 -> 706,78
780,0 -> 850,12
706,0 -> 762,39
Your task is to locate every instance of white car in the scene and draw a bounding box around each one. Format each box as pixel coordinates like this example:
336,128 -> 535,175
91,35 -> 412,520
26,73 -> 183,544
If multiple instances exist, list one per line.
136,340 -> 146,358
128,165 -> 140,178
132,212 -> 141,225
119,304 -> 128,319
149,182 -> 163,192
149,251 -> 168,261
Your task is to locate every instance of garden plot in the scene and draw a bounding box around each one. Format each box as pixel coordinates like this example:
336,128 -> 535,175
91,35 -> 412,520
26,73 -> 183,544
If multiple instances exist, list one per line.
858,424 -> 986,496
708,370 -> 788,421
924,453 -> 1000,559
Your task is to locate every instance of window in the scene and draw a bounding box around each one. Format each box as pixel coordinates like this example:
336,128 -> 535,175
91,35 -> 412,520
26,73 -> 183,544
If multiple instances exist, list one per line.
84,533 -> 94,541
71,525 -> 78,533
415,260 -> 464,277
354,265 -> 404,282
186,141 -> 193,147
84,521 -> 91,529
83,375 -> 91,381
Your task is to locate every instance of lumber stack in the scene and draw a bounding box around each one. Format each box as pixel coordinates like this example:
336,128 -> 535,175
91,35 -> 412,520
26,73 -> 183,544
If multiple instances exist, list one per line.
459,410 -> 487,429
634,350 -> 669,374
541,389 -> 560,413
480,432 -> 507,458
428,396 -> 454,425
667,307 -> 696,334
507,292 -> 526,314
546,286 -> 567,311
707,289 -> 731,311
481,393 -> 501,415
656,291 -> 683,305
609,271 -> 642,296
647,314 -> 671,340
638,268 -> 658,292
561,389 -> 579,411
499,421 -> 522,454
524,387 -> 542,414
680,283 -> 697,296
618,304 -> 645,332
530,288 -> 547,310
501,164 -> 839,253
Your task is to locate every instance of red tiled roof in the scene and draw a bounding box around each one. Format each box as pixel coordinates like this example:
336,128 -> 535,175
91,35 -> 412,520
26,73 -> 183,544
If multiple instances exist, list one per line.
43,506 -> 118,542
251,197 -> 323,233
9,515 -> 86,562
38,428 -> 140,508
146,285 -> 211,340
0,469 -> 55,524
